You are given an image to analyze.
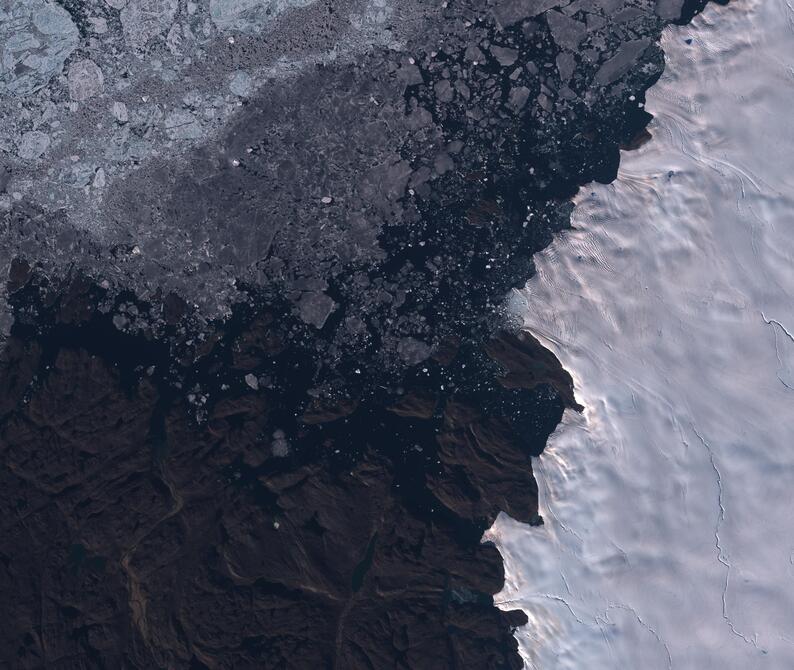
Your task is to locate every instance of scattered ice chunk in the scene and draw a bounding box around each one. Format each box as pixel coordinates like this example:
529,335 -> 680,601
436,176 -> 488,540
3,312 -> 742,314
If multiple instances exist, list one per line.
654,0 -> 685,20
398,63 -> 423,87
397,337 -> 431,365
89,16 -> 109,34
434,79 -> 454,103
228,70 -> 253,97
0,0 -> 79,96
39,101 -> 58,125
508,85 -> 531,111
16,131 -> 50,160
112,101 -> 129,123
556,51 -> 575,81
465,45 -> 484,62
297,291 -> 336,329
271,429 -> 290,457
491,0 -> 566,29
209,0 -> 319,33
164,110 -> 202,140
121,0 -> 179,49
68,59 -> 104,101
69,162 -> 96,187
182,89 -> 203,109
545,9 -> 586,51
490,45 -> 518,66
244,373 -> 259,390
433,151 -> 454,175
166,23 -> 184,54
92,167 -> 106,188
594,38 -> 652,86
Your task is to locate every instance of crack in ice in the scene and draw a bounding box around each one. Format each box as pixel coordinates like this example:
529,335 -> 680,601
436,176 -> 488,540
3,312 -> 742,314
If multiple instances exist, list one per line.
535,463 -> 585,544
761,312 -> 794,390
691,426 -> 759,649
530,593 -> 588,626
762,311 -> 794,343
604,603 -> 673,670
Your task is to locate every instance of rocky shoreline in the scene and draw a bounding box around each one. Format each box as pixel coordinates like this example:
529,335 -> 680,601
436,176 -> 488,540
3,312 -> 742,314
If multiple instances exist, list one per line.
0,0 -> 723,667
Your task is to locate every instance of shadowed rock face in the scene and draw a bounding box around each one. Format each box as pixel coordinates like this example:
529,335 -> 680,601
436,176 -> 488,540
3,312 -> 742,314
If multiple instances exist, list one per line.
0,0 -> 722,667
0,274 -> 574,668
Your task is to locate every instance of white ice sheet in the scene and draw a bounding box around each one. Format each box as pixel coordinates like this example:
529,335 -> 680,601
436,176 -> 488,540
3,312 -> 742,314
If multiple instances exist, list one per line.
487,1 -> 794,667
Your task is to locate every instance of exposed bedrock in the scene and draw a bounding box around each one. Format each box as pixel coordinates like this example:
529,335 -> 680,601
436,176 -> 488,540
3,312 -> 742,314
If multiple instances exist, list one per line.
0,0 -> 724,667
0,274 -> 575,668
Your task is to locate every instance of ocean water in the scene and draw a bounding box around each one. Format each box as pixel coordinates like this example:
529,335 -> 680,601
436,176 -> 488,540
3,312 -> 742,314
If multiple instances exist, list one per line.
486,1 -> 794,667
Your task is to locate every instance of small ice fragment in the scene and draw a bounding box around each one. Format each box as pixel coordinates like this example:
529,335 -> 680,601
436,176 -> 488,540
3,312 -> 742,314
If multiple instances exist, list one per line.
68,59 -> 104,101
112,101 -> 129,123
92,167 -> 106,188
17,131 -> 50,160
89,16 -> 108,33
229,70 -> 253,97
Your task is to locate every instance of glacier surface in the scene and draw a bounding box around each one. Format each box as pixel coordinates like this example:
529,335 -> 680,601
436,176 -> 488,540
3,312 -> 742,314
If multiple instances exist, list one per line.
487,1 -> 794,667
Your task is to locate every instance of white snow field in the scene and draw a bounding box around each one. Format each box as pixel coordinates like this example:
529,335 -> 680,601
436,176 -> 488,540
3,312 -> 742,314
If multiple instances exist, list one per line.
486,1 -> 794,668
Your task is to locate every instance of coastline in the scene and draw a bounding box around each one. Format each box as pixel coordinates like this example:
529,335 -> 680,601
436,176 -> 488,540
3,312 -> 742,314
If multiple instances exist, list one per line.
490,0 -> 794,666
